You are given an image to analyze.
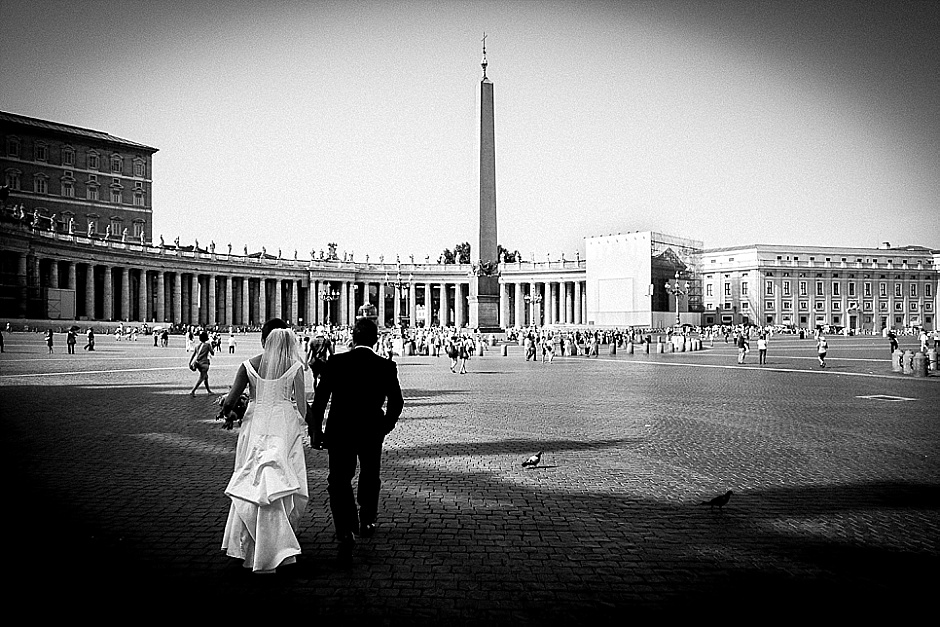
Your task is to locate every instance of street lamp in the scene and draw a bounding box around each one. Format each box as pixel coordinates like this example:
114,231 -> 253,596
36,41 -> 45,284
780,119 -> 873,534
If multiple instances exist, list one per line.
319,285 -> 339,325
664,271 -> 690,327
385,271 -> 413,326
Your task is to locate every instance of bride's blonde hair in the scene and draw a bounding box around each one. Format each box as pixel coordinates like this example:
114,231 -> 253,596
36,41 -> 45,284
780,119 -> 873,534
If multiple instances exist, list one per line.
259,328 -> 303,379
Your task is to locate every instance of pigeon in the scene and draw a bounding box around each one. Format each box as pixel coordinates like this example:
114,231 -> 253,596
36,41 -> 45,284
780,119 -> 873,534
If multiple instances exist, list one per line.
700,490 -> 733,509
521,451 -> 543,468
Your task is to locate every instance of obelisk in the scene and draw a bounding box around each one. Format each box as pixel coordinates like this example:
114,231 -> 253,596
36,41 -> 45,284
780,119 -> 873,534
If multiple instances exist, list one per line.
469,33 -> 501,331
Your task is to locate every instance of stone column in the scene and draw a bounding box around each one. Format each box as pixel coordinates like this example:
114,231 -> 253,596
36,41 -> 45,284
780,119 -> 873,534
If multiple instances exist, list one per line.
290,279 -> 299,326
173,273 -> 183,324
528,282 -> 536,326
271,278 -> 280,322
225,275 -> 233,326
240,277 -> 249,326
189,275 -> 200,325
375,283 -> 384,327
67,262 -> 77,290
49,259 -> 60,289
156,272 -> 165,322
573,281 -> 581,325
455,283 -> 465,328
86,263 -> 96,320
138,270 -> 148,322
120,267 -> 130,320
258,279 -> 267,323
408,282 -> 417,326
546,282 -> 554,325
339,281 -> 348,326
499,283 -> 509,328
207,274 -> 217,326
393,285 -> 402,325
310,280 -> 319,326
439,283 -> 450,327
514,283 -> 524,328
101,265 -> 112,320
563,282 -> 571,324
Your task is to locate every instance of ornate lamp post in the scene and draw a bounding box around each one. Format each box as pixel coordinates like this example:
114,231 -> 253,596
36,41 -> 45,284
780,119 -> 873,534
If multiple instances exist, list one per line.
385,270 -> 413,327
664,271 -> 690,327
319,285 -> 339,325
524,288 -> 543,326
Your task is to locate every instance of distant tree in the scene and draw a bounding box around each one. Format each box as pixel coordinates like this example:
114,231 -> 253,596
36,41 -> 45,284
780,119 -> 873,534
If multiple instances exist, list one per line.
497,244 -> 520,263
440,242 -> 471,264
454,242 -> 471,264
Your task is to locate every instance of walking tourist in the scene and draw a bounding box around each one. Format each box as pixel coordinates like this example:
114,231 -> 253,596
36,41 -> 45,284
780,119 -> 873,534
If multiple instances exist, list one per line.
736,333 -> 749,364
83,328 -> 95,351
457,336 -> 470,374
220,320 -> 308,573
757,334 -> 768,365
66,328 -> 76,354
306,326 -> 334,388
189,331 -> 215,395
307,317 -> 404,563
45,329 -> 54,353
816,334 -> 829,368
228,334 -> 237,354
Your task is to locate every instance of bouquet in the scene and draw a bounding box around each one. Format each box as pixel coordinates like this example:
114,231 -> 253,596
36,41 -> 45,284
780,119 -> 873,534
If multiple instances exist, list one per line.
216,392 -> 249,430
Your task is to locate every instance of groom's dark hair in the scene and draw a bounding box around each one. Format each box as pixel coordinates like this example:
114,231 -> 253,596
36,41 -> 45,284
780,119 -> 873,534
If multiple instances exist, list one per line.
352,318 -> 378,347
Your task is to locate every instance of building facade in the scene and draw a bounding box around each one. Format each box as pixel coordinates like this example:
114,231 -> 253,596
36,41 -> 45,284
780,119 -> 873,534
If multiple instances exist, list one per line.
700,243 -> 938,331
1,111 -> 157,244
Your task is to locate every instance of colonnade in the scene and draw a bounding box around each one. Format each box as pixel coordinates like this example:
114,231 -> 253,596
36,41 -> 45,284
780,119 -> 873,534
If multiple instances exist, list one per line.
5,249 -> 588,329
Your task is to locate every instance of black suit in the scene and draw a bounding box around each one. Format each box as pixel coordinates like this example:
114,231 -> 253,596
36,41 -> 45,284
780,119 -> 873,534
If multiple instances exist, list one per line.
308,346 -> 404,538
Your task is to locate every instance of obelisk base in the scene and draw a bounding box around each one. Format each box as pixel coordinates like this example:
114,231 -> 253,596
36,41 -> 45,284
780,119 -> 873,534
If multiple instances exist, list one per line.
468,294 -> 501,332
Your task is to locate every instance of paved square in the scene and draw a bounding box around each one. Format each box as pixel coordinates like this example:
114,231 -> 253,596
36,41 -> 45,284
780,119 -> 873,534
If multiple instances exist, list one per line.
2,331 -> 938,621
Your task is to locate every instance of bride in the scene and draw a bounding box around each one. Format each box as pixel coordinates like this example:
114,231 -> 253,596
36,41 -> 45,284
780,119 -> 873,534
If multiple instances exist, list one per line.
220,319 -> 309,573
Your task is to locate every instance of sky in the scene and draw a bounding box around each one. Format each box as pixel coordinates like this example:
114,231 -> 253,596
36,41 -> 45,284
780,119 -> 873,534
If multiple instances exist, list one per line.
1,0 -> 938,261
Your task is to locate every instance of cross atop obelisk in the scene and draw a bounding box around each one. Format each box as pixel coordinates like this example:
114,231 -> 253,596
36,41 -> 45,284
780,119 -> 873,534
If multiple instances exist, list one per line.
469,33 -> 501,331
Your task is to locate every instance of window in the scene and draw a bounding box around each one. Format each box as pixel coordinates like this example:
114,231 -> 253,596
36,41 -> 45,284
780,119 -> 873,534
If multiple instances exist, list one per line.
63,147 -> 74,166
35,144 -> 47,161
783,281 -> 791,296
723,302 -> 732,310
765,281 -> 773,296
88,174 -> 97,183
910,284 -> 918,297
849,283 -> 856,297
832,282 -> 841,296
880,283 -> 887,297
832,301 -> 841,311
741,281 -> 748,295
110,189 -> 122,204
864,282 -> 872,297
110,218 -> 123,234
765,301 -> 774,310
863,301 -> 873,311
87,185 -> 99,201
88,153 -> 99,169
926,303 -> 934,312
110,156 -> 122,173
133,192 -> 145,207
132,221 -> 145,237
815,301 -> 825,310
816,281 -> 824,296
134,160 -> 145,177
895,284 -> 902,297
724,283 -> 731,296
706,284 -> 713,297
879,302 -> 888,312
87,219 -> 98,235
927,284 -> 933,298
134,181 -> 143,190
782,301 -> 792,310
4,169 -> 21,190
799,281 -> 807,296
6,137 -> 20,157
61,181 -> 74,197
911,303 -> 919,312
799,301 -> 808,311
894,302 -> 903,312
33,175 -> 48,194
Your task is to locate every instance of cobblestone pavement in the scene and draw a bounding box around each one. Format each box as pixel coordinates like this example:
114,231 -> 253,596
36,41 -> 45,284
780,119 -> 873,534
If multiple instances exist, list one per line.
2,332 -> 938,622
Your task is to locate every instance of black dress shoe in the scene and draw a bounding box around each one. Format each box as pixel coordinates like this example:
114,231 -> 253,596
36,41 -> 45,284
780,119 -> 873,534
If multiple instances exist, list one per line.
360,523 -> 376,538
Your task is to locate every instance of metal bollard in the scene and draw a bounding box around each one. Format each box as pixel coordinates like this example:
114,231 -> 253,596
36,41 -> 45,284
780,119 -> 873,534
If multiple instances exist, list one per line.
626,342 -> 634,355
912,352 -> 928,377
902,350 -> 914,375
501,344 -> 508,357
656,341 -> 664,353
891,349 -> 904,373
609,342 -> 617,355
929,348 -> 938,371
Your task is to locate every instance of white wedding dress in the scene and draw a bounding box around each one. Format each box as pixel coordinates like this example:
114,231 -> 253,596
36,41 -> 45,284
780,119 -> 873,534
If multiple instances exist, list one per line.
222,360 -> 308,572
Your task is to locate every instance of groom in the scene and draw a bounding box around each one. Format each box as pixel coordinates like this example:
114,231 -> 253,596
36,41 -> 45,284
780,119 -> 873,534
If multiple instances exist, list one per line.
307,317 -> 404,561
